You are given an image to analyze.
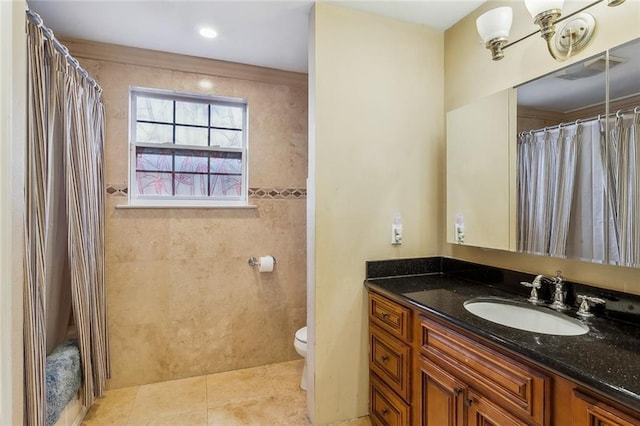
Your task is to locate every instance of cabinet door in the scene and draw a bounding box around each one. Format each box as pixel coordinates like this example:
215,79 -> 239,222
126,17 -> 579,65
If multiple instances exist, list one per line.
418,315 -> 548,425
572,389 -> 640,426
418,355 -> 465,426
467,389 -> 527,426
446,88 -> 516,251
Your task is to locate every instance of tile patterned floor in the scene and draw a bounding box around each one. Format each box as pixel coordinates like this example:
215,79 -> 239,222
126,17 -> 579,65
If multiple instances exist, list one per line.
82,360 -> 371,426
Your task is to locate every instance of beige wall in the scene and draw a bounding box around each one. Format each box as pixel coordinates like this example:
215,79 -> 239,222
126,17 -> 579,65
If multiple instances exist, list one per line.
310,3 -> 444,423
444,1 -> 640,293
0,1 -> 25,423
68,42 -> 308,388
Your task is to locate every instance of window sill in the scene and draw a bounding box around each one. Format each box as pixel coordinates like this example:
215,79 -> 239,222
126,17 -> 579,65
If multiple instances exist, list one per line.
115,204 -> 258,210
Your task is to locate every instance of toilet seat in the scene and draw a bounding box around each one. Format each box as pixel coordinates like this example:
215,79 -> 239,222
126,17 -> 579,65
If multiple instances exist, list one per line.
295,326 -> 307,344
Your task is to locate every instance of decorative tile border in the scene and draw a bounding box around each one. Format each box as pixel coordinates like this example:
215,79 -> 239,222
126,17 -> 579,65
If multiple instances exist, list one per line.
105,185 -> 306,199
249,187 -> 306,199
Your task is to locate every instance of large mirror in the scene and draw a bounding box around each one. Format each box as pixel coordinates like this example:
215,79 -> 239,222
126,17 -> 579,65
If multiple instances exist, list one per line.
516,37 -> 640,267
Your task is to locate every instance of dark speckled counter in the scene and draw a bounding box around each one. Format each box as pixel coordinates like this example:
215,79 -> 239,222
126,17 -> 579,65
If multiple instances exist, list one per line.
364,257 -> 640,411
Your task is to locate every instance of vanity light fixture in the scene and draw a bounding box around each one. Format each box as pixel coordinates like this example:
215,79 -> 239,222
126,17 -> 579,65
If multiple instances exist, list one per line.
476,6 -> 513,61
476,0 -> 626,61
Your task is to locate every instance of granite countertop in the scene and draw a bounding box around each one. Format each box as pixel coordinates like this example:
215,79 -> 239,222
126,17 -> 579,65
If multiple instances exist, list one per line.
365,272 -> 640,411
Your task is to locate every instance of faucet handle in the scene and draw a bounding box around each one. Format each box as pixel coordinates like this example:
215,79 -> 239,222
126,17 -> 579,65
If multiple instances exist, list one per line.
521,275 -> 544,289
554,270 -> 564,285
548,271 -> 570,311
576,295 -> 606,318
521,279 -> 542,304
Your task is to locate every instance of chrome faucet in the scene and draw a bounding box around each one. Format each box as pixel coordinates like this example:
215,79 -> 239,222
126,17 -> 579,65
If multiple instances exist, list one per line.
549,271 -> 570,311
520,275 -> 546,304
576,294 -> 606,318
521,270 -> 568,308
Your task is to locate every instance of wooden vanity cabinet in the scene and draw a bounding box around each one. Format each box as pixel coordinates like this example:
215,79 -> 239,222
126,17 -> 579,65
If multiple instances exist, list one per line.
418,354 -> 530,426
572,389 -> 640,426
368,293 -> 413,426
417,314 -> 548,426
368,290 -> 640,426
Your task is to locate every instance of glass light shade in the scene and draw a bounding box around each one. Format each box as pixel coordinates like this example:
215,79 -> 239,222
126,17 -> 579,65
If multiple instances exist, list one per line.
476,7 -> 513,43
524,0 -> 564,18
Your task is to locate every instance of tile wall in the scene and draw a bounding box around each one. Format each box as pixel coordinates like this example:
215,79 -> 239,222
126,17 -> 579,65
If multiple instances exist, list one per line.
75,46 -> 308,389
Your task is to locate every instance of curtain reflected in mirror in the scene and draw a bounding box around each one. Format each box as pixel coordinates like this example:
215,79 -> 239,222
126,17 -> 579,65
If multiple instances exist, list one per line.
516,37 -> 640,267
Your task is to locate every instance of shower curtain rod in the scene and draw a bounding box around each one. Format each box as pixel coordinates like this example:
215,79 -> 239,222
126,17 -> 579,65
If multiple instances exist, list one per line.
25,7 -> 102,94
520,105 -> 640,137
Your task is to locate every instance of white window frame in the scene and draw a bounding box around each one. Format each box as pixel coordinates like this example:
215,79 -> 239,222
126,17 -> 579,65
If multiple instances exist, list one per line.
128,87 -> 249,207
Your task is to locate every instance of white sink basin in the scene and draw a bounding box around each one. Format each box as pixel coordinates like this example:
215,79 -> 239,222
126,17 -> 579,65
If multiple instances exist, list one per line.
463,297 -> 589,336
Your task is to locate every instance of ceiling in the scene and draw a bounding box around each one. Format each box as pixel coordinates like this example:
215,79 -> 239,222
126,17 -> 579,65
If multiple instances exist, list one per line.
27,0 -> 486,73
517,37 -> 640,112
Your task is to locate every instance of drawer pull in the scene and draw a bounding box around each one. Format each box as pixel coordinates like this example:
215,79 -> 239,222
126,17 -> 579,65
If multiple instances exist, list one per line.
465,398 -> 474,407
381,355 -> 389,363
453,388 -> 462,397
382,408 -> 389,416
382,313 -> 390,319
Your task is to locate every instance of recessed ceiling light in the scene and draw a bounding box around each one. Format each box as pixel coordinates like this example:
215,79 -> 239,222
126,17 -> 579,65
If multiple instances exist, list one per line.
199,27 -> 218,39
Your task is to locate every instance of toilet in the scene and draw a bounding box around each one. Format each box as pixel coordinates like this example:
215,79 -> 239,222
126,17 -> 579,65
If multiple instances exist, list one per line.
293,326 -> 308,391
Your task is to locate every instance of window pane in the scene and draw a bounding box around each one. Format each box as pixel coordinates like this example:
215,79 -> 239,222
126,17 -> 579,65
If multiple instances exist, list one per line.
211,105 -> 243,129
137,97 -> 173,123
175,152 -> 208,173
136,149 -> 172,172
175,173 -> 209,197
132,90 -> 247,203
210,174 -> 242,197
176,101 -> 208,126
175,126 -> 208,146
137,122 -> 173,143
136,172 -> 173,196
211,152 -> 242,174
211,129 -> 242,148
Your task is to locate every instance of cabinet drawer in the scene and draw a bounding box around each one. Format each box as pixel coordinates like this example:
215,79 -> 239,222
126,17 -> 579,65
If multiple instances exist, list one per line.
369,293 -> 411,342
370,373 -> 410,426
370,324 -> 411,402
419,315 -> 549,425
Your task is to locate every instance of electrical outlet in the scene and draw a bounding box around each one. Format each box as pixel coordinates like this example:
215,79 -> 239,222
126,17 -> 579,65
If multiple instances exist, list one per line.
392,224 -> 403,245
455,223 -> 465,244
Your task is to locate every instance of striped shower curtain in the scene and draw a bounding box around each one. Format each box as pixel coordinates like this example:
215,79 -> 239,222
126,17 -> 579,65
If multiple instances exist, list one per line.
517,110 -> 639,266
517,124 -> 583,257
24,12 -> 109,426
602,111 -> 640,267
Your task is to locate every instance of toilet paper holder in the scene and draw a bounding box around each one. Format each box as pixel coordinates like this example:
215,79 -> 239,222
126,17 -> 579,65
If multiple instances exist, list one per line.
248,256 -> 277,267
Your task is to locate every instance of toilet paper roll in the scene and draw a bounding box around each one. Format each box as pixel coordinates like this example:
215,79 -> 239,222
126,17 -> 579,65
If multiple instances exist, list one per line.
258,256 -> 275,272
